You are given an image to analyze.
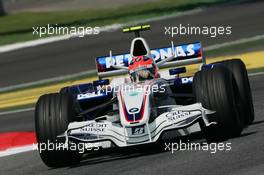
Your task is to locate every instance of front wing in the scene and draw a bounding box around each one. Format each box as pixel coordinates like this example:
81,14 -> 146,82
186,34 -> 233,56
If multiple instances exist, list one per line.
59,103 -> 215,148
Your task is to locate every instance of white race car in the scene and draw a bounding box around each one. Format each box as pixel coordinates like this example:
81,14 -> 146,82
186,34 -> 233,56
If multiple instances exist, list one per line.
35,25 -> 254,167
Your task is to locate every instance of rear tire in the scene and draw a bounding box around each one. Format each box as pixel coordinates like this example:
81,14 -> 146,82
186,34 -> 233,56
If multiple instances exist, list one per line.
35,93 -> 81,167
193,66 -> 243,142
216,59 -> 254,125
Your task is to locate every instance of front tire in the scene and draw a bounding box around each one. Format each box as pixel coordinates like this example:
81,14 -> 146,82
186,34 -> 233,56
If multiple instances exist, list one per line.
193,66 -> 243,142
35,93 -> 81,167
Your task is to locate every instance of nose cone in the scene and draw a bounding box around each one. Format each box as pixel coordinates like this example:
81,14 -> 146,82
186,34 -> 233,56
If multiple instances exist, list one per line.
118,84 -> 150,126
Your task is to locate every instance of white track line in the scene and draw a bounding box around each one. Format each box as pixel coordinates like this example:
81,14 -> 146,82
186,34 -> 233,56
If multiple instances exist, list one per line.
248,71 -> 264,77
0,24 -> 123,54
0,107 -> 35,116
0,69 -> 97,93
0,9 -> 202,54
0,144 -> 37,157
204,34 -> 264,51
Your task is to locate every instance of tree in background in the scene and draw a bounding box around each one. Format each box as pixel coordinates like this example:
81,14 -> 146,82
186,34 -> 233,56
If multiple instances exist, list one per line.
0,0 -> 6,16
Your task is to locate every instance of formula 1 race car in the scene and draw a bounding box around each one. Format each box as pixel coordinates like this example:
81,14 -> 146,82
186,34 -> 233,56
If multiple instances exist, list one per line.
35,25 -> 254,167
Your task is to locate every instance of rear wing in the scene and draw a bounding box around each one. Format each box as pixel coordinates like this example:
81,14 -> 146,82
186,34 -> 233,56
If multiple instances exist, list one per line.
96,41 -> 204,78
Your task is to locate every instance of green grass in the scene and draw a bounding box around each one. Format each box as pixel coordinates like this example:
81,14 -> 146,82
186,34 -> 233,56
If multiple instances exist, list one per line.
0,0 -> 233,45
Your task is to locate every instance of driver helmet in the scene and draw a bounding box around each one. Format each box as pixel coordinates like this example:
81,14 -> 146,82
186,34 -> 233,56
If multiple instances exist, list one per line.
128,56 -> 159,82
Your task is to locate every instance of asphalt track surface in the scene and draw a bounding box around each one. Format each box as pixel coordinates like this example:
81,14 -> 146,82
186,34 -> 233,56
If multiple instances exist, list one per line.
0,73 -> 263,175
0,0 -> 264,87
0,1 -> 264,175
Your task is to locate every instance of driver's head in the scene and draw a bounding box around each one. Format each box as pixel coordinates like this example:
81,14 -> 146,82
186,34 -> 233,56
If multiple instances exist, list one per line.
128,56 -> 157,82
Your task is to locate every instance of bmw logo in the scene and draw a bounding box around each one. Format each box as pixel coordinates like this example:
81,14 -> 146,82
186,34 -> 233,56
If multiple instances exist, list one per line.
129,107 -> 139,113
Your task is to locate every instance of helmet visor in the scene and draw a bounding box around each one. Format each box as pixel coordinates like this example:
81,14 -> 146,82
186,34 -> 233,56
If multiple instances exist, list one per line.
130,67 -> 155,82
